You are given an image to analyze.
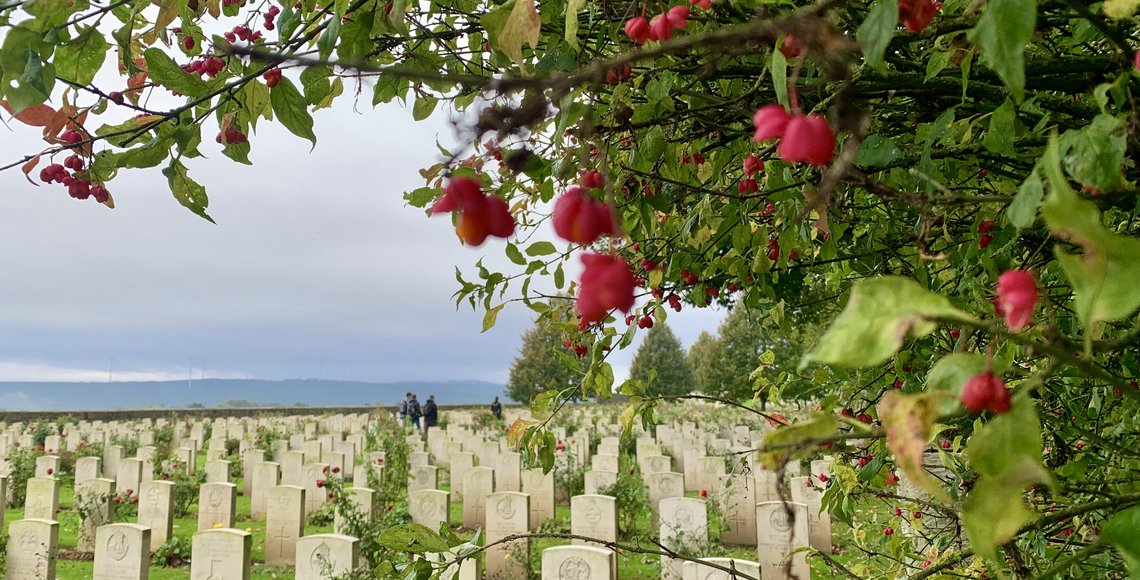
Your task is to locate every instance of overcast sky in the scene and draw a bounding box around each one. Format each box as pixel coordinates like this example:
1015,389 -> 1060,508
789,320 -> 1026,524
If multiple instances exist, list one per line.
0,85 -> 726,387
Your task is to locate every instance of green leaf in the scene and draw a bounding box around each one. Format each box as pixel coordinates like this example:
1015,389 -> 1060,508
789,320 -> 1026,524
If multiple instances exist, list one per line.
5,50 -> 55,113
54,26 -> 108,85
143,47 -> 209,98
1040,135 -> 1140,328
802,277 -> 971,369
770,48 -> 788,110
963,476 -> 1038,561
505,243 -> 526,266
376,523 -> 451,553
926,353 -> 988,394
758,414 -> 838,470
967,396 -> 1046,480
525,241 -> 556,256
1103,506 -> 1140,576
317,18 -> 340,61
404,187 -> 437,208
855,135 -> 900,167
119,143 -> 170,169
983,98 -> 1016,156
530,389 -> 559,419
1061,114 -> 1129,193
968,0 -> 1036,101
1007,169 -> 1043,228
924,49 -> 954,82
856,0 -> 898,70
162,159 -> 214,223
299,67 -> 331,106
482,304 -> 504,332
964,398 -> 1049,561
412,94 -> 437,121
270,76 -> 316,145
635,125 -> 666,170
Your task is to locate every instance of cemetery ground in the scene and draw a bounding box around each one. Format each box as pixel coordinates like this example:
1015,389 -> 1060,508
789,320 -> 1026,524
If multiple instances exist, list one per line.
0,405 -> 861,579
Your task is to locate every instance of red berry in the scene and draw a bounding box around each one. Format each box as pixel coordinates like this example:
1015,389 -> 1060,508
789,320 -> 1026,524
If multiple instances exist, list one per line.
996,270 -> 1038,331
637,315 -> 654,329
648,13 -> 672,41
666,5 -> 689,29
940,440 -> 951,450
893,507 -> 902,516
883,527 -> 894,536
912,511 -> 922,519
699,489 -> 707,498
182,36 -> 195,51
580,170 -> 605,189
263,67 -> 282,88
778,114 -> 836,166
576,254 -> 637,323
623,16 -> 650,44
961,372 -> 1010,414
552,187 -> 615,245
108,91 -> 124,104
743,155 -> 763,175
949,329 -> 960,340
779,35 -> 805,59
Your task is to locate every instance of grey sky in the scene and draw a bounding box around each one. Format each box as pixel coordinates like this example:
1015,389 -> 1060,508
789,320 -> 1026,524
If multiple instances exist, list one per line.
0,92 -> 725,386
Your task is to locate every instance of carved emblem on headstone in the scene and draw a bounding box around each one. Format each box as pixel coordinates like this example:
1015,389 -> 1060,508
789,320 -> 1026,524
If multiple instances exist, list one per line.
558,556 -> 592,580
675,506 -> 694,527
496,496 -> 516,520
106,530 -> 130,561
769,509 -> 792,532
310,541 -> 335,570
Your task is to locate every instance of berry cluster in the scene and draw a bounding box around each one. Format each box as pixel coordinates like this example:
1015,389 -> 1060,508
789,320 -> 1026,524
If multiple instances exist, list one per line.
753,105 -> 836,166
183,56 -> 226,77
431,177 -> 515,246
977,219 -> 995,249
262,5 -> 281,30
39,132 -> 111,203
224,25 -> 263,43
623,6 -> 689,44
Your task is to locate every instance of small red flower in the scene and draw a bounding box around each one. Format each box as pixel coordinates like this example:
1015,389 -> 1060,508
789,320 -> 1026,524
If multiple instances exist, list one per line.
699,489 -> 708,498
743,155 -> 763,176
316,479 -> 326,488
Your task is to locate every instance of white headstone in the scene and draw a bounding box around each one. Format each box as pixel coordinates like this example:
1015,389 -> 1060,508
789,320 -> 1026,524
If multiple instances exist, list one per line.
197,482 -> 237,531
755,502 -> 810,580
409,489 -> 449,531
190,528 -> 251,580
485,492 -> 529,579
295,534 -> 360,580
659,497 -> 708,580
540,545 -> 615,580
138,480 -> 174,552
5,518 -> 58,580
265,485 -> 305,566
93,523 -> 149,580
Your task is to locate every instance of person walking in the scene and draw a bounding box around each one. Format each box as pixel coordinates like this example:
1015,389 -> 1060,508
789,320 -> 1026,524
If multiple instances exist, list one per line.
423,395 -> 438,434
399,392 -> 412,427
408,394 -> 423,430
490,396 -> 503,421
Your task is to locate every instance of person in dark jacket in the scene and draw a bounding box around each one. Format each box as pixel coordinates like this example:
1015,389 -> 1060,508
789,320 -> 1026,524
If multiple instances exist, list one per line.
399,392 -> 412,427
408,394 -> 422,430
423,395 -> 438,434
490,396 -> 503,421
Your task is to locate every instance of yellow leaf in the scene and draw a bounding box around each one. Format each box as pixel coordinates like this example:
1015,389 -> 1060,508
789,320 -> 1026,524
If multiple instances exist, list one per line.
506,418 -> 535,447
879,391 -> 951,503
564,0 -> 586,50
498,0 -> 540,68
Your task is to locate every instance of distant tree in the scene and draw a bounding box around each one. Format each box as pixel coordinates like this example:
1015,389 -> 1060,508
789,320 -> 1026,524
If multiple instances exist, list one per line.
697,305 -> 768,402
505,319 -> 586,404
687,331 -> 721,395
629,323 -> 693,397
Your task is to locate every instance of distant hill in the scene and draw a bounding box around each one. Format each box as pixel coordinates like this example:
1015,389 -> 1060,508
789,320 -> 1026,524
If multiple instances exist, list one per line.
0,379 -> 506,411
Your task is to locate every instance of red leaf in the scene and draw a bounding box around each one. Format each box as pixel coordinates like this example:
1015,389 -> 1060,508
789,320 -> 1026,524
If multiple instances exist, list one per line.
2,102 -> 57,127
